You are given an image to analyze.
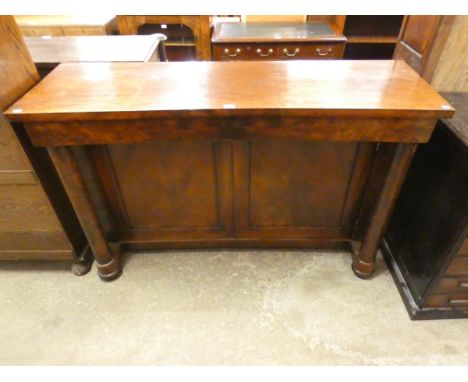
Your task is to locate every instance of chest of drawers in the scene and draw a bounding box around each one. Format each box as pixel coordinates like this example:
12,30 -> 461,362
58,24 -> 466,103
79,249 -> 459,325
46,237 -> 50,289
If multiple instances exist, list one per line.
211,22 -> 346,61
383,92 -> 468,319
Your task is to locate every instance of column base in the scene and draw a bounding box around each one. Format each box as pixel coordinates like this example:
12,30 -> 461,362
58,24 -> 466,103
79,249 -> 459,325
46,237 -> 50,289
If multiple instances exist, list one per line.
71,245 -> 94,276
351,256 -> 376,279
96,243 -> 122,281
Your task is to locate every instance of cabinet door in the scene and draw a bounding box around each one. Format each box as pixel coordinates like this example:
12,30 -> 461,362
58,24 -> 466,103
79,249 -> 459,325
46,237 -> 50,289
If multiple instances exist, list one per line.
232,140 -> 375,240
93,141 -> 234,243
393,16 -> 454,81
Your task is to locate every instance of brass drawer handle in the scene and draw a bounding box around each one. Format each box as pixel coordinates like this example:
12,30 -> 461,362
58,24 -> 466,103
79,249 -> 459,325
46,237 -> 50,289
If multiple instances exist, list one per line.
256,48 -> 274,57
448,299 -> 468,307
459,282 -> 468,289
316,48 -> 333,56
283,48 -> 300,57
224,48 -> 241,57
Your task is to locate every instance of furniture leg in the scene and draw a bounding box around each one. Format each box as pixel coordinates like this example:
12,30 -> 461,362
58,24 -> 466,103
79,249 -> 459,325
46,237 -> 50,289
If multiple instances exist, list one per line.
71,244 -> 94,276
48,146 -> 121,281
352,143 -> 417,278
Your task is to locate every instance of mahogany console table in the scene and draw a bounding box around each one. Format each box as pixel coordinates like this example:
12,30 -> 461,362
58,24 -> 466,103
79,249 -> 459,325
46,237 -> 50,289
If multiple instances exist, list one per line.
6,60 -> 453,281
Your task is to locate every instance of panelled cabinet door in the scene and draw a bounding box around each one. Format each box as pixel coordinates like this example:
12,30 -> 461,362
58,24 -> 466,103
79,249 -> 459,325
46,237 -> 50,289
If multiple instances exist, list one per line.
232,140 -> 375,241
393,16 -> 455,81
90,141 -> 234,243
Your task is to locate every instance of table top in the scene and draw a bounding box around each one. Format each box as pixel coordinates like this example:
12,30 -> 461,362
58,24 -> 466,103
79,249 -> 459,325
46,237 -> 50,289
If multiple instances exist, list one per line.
211,21 -> 346,43
24,35 -> 165,65
6,60 -> 454,122
15,15 -> 116,27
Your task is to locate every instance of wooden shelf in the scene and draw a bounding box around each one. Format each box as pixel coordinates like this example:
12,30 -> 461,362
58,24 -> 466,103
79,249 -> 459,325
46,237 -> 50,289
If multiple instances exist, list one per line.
164,41 -> 195,47
346,36 -> 399,44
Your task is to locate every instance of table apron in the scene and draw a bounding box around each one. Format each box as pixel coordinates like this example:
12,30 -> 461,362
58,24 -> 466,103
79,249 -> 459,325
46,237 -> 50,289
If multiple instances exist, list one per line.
23,117 -> 437,147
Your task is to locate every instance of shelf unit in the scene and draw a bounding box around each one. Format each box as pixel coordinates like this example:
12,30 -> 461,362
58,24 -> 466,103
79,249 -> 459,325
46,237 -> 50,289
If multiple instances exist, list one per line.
138,23 -> 196,61
343,16 -> 404,59
308,15 -> 405,59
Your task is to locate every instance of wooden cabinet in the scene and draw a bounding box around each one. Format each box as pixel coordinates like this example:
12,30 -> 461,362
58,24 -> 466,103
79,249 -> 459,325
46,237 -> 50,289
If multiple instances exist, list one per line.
0,115 -> 77,260
211,22 -> 346,61
5,60 -> 453,280
117,16 -> 211,61
88,139 -> 372,249
308,16 -> 404,59
383,93 -> 468,319
0,17 -> 164,272
0,16 -> 88,269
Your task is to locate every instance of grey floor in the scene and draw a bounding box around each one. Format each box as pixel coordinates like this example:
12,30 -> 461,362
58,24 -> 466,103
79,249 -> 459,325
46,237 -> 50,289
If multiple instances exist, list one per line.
1,250 -> 468,365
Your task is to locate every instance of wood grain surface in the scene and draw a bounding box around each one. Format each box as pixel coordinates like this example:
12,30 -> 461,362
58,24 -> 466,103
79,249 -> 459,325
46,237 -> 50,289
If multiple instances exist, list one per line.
24,35 -> 163,65
6,60 -> 454,122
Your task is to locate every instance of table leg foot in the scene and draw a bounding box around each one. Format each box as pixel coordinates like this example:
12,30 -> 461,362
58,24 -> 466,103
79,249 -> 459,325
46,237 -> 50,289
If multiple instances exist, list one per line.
71,245 -> 94,276
351,257 -> 375,279
96,256 -> 122,282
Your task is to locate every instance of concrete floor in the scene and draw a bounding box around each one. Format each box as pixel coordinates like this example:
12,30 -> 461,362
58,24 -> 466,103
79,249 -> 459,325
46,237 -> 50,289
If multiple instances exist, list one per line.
0,250 -> 467,365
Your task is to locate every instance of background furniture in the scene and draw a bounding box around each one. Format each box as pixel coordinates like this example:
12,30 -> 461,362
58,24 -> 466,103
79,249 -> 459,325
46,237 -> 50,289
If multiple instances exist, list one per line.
25,34 -> 167,78
211,21 -> 346,60
6,60 -> 453,281
0,16 -> 90,272
430,16 -> 467,93
242,16 -> 307,23
117,15 -> 211,61
308,15 -> 404,59
15,15 -> 118,36
0,16 -> 166,273
394,16 -> 455,81
381,16 -> 467,319
383,92 -> 467,319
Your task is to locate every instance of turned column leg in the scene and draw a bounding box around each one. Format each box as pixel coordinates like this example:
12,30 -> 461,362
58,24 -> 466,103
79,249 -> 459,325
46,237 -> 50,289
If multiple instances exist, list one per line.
352,143 -> 417,279
48,146 -> 121,281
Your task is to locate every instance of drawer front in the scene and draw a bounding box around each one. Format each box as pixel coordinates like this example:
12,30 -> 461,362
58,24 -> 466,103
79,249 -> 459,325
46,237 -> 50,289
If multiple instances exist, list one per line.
213,42 -> 345,61
433,277 -> 468,294
213,44 -> 277,61
424,294 -> 468,309
0,184 -> 63,232
446,256 -> 468,275
277,43 -> 344,60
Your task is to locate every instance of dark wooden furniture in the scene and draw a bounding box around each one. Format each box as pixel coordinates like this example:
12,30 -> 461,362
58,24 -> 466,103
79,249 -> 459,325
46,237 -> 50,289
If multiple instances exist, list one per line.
15,15 -> 118,36
308,16 -> 404,59
393,16 -> 455,81
0,16 -> 90,273
24,34 -> 167,78
308,16 -> 456,62
117,16 -> 211,60
383,92 -> 468,319
211,22 -> 346,60
5,60 -> 453,281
